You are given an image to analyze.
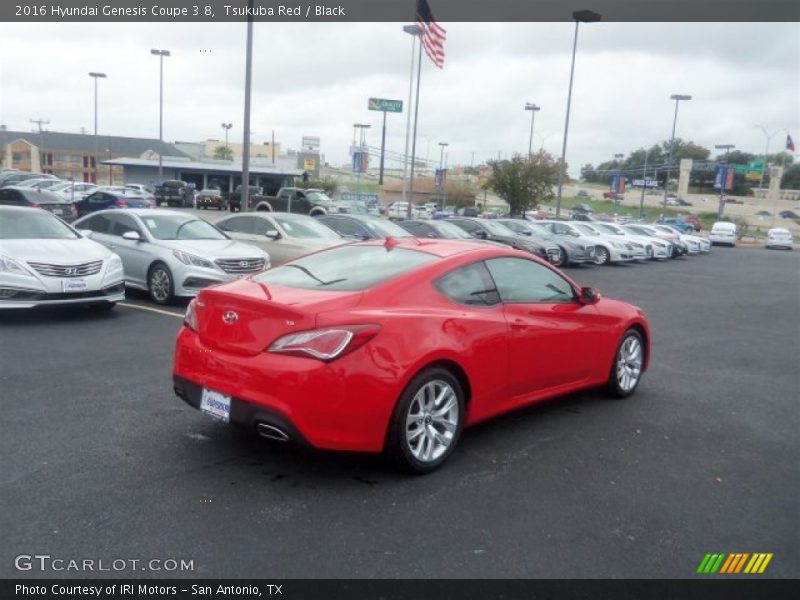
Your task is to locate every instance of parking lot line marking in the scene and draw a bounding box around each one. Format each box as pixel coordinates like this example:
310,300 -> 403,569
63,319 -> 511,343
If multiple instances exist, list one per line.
119,302 -> 183,318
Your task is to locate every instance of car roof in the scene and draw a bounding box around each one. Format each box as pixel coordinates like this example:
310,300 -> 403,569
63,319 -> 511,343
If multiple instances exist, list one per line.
0,204 -> 50,213
81,208 -> 186,218
321,213 -> 383,222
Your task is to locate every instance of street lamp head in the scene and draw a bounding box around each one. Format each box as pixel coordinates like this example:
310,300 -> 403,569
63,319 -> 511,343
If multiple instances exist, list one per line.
402,24 -> 423,36
439,142 -> 449,147
221,123 -> 232,129
670,94 -> 692,101
88,72 -> 107,78
151,49 -> 171,57
353,123 -> 371,129
573,9 -> 601,22
525,103 -> 541,112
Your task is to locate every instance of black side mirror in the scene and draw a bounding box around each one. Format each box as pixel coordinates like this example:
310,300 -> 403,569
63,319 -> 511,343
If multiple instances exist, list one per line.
579,286 -> 600,305
265,229 -> 281,240
474,230 -> 488,239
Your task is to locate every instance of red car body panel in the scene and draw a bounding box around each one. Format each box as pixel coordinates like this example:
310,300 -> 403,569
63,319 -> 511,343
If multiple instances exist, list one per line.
173,240 -> 650,452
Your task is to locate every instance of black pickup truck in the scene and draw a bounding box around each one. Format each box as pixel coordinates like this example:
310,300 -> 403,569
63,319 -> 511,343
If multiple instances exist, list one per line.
228,186 -> 335,216
154,180 -> 196,207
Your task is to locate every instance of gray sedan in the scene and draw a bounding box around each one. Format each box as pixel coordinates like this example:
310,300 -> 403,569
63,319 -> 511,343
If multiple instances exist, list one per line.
216,212 -> 347,265
73,209 -> 270,304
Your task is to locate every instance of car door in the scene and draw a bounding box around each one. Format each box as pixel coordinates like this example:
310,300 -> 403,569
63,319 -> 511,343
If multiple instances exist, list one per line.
249,215 -> 297,264
485,256 -> 603,397
107,214 -> 151,286
449,219 -> 486,239
77,212 -> 115,247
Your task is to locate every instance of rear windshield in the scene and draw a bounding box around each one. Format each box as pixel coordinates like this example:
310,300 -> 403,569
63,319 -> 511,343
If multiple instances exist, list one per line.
253,246 -> 438,291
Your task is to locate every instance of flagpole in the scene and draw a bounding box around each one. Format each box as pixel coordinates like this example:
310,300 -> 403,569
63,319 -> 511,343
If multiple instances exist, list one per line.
407,32 -> 423,219
401,30 -> 417,205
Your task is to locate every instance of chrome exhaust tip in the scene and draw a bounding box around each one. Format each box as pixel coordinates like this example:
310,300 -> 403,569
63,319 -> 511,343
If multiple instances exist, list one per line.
256,422 -> 290,442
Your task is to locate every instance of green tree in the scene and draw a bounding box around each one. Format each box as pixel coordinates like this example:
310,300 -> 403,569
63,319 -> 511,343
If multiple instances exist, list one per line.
213,145 -> 233,160
443,178 -> 478,208
485,151 -> 559,215
781,163 -> 800,189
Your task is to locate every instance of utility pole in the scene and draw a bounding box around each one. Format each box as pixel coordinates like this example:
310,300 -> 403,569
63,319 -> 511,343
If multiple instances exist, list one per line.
151,49 -> 171,183
715,144 -> 735,219
30,118 -> 50,172
88,72 -> 106,184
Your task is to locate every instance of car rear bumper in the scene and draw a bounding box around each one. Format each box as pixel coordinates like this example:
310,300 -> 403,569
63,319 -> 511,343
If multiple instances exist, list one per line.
172,327 -> 399,452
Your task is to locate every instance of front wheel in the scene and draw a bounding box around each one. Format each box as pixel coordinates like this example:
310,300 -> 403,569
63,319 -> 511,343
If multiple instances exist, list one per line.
386,368 -> 465,474
148,263 -> 174,305
594,246 -> 611,265
551,247 -> 567,267
606,329 -> 645,398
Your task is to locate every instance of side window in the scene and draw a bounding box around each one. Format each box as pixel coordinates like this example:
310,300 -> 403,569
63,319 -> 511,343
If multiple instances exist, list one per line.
81,213 -> 112,234
451,219 -> 479,234
111,214 -> 142,237
324,218 -> 367,238
0,189 -> 15,204
486,257 -> 576,304
218,216 -> 254,234
435,261 -> 501,307
89,193 -> 108,204
402,222 -> 426,237
250,217 -> 273,236
552,223 -> 569,235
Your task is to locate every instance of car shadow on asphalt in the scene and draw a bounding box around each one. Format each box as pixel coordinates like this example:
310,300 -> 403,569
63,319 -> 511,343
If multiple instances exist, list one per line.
170,387 -> 610,484
0,304 -> 124,326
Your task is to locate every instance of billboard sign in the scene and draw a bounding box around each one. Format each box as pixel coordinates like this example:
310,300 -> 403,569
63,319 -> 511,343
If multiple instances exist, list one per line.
301,136 -> 320,150
352,151 -> 368,174
435,168 -> 447,189
714,166 -> 735,191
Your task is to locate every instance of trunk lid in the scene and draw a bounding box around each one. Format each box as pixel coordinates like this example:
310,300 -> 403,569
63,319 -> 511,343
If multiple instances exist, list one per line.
196,278 -> 363,356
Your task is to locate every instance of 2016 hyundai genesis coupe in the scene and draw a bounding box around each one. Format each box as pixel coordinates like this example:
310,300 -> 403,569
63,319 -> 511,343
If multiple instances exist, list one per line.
173,238 -> 650,473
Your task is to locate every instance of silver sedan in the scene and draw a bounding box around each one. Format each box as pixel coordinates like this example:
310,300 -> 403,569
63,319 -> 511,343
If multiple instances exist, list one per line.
73,209 -> 270,304
215,212 -> 347,265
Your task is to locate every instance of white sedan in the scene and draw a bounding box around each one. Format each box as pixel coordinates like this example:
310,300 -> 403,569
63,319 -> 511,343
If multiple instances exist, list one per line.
73,209 -> 270,305
766,228 -> 794,250
0,206 -> 125,309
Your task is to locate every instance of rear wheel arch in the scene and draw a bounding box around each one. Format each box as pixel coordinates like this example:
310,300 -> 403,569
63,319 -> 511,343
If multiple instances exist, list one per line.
256,202 -> 273,212
309,207 -> 327,217
626,322 -> 649,371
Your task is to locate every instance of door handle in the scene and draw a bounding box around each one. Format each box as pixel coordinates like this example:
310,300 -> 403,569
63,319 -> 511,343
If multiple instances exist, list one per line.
106,244 -> 116,249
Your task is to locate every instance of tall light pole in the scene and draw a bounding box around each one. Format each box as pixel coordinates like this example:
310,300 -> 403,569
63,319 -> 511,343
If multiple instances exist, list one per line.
613,153 -> 624,213
150,49 -> 170,183
401,24 -> 422,204
755,124 -> 780,194
221,123 -> 232,147
663,93 -> 692,207
353,123 -> 371,202
438,141 -> 448,209
88,72 -> 106,183
556,9 -> 601,216
524,103 -> 540,158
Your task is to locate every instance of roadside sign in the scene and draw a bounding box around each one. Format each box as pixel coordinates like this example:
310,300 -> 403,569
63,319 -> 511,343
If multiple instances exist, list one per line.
352,151 -> 368,173
303,157 -> 316,171
368,98 -> 403,113
435,168 -> 447,188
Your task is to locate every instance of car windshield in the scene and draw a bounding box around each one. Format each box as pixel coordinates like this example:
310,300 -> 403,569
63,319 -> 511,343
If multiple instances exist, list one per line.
0,210 -> 79,239
431,221 -> 473,239
254,246 -> 438,291
574,223 -> 600,235
140,215 -> 227,240
273,215 -> 341,239
336,201 -> 369,214
481,220 -> 516,236
361,218 -> 414,238
593,223 -> 624,235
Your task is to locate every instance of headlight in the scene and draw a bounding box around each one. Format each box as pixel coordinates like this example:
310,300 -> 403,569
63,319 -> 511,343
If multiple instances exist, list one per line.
611,241 -> 625,249
108,254 -> 123,268
0,256 -> 31,276
172,249 -> 216,269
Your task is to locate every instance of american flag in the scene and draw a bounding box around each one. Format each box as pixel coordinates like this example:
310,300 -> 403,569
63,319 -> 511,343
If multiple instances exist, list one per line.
416,0 -> 446,68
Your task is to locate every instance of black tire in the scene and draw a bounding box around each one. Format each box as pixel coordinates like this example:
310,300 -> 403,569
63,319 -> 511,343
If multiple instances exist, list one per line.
552,246 -> 567,267
386,367 -> 465,475
594,246 -> 611,265
147,262 -> 174,305
606,329 -> 645,399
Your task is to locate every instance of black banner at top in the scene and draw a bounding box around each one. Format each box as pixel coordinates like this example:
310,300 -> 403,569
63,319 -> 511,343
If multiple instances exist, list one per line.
1,0 -> 799,22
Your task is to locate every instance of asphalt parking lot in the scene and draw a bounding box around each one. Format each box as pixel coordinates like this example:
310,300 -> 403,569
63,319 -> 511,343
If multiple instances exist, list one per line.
1,245 -> 798,579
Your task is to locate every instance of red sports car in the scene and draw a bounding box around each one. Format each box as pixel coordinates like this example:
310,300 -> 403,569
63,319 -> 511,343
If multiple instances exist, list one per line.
173,239 -> 650,473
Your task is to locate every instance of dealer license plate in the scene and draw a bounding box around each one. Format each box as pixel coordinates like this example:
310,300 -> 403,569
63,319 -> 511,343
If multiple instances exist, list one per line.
62,279 -> 88,293
200,388 -> 231,423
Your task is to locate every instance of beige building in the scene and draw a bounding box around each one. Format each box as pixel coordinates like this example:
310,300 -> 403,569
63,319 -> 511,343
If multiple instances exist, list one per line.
204,139 -> 282,161
1,129 -> 187,185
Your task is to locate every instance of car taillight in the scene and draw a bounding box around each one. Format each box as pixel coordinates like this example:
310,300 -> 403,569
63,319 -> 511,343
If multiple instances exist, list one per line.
114,200 -> 129,208
31,203 -> 42,208
267,324 -> 380,361
184,299 -> 198,332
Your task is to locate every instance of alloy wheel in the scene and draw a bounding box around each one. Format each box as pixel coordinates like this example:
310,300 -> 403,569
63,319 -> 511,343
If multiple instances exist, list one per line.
405,380 -> 459,463
594,246 -> 610,265
616,335 -> 643,393
149,267 -> 171,303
